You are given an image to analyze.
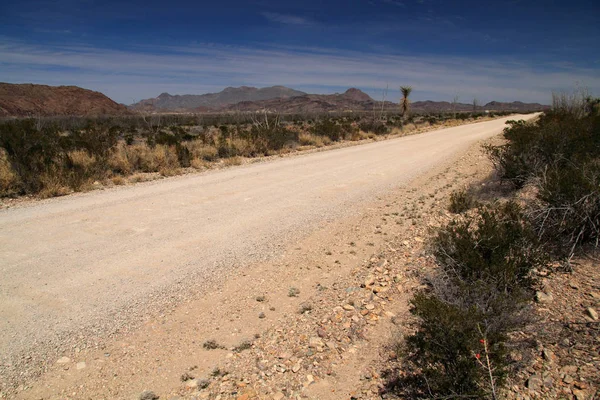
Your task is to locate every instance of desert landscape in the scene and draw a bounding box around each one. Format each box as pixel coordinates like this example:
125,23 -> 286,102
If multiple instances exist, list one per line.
1,0 -> 599,399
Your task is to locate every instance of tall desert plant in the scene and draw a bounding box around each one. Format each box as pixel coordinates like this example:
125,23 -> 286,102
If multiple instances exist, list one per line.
400,86 -> 413,118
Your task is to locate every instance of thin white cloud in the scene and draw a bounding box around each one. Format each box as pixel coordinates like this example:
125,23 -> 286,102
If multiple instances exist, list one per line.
0,37 -> 598,105
261,12 -> 313,26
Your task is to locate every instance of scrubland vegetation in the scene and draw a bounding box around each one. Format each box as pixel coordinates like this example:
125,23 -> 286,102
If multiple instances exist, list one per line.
0,110 -> 510,199
390,93 -> 599,399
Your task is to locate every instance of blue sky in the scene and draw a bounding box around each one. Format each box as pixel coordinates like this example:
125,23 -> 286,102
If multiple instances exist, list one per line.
0,0 -> 599,104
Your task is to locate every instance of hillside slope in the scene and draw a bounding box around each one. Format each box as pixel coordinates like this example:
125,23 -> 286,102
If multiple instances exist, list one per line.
0,83 -> 130,117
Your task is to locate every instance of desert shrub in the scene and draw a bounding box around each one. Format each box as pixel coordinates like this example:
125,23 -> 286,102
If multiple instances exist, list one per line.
359,119 -> 389,135
64,150 -> 101,190
0,149 -> 19,196
175,143 -> 191,167
487,110 -> 600,251
448,188 -> 478,214
311,119 -> 342,141
394,291 -> 512,399
391,202 -> 543,399
433,201 -> 544,292
0,119 -> 63,194
248,124 -> 299,154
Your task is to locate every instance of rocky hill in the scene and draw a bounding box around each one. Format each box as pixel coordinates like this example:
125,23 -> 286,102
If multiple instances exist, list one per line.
222,88 -> 376,113
223,92 -> 548,114
131,86 -> 306,111
0,83 -> 130,117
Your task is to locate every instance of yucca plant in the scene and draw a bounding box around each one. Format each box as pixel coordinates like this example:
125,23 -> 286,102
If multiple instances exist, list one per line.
400,86 -> 413,118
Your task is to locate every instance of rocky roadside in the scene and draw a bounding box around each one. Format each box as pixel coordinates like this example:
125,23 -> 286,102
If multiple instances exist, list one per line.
505,256 -> 599,400
159,135 -> 599,400
157,140 -> 499,400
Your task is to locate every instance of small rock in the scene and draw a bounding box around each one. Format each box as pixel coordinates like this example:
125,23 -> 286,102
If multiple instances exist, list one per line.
139,391 -> 159,400
306,374 -> 314,383
342,304 -> 355,311
317,328 -> 327,338
573,389 -> 587,400
76,362 -> 86,370
586,307 -> 598,320
569,280 -> 580,289
292,364 -> 301,373
526,374 -> 543,391
258,312 -> 266,319
272,393 -> 284,400
365,304 -> 375,310
56,356 -> 71,364
309,337 -> 324,348
186,380 -> 198,389
563,375 -> 574,384
535,291 -> 553,304
542,348 -> 555,362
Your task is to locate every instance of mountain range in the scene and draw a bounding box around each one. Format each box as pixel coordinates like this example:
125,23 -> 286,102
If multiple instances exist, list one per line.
132,86 -> 549,113
0,83 -> 550,118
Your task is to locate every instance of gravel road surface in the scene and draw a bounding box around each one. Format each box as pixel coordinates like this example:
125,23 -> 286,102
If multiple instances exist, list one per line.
0,115 -> 536,388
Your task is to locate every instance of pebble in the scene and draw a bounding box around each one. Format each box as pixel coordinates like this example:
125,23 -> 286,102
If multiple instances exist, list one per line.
56,356 -> 71,364
586,307 -> 598,320
139,390 -> 159,400
342,304 -> 355,311
76,361 -> 86,370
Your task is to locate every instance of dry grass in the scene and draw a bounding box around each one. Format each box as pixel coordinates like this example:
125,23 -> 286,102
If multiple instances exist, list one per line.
222,156 -> 242,166
228,138 -> 256,157
298,133 -> 325,147
68,150 -> 96,169
111,176 -> 126,185
191,158 -> 210,170
186,142 -> 219,161
38,172 -> 70,198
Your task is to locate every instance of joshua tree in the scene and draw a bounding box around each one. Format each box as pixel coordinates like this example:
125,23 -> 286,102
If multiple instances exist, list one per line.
400,86 -> 413,118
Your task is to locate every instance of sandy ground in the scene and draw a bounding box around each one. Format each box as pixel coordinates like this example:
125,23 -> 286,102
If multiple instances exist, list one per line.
0,115 -> 538,398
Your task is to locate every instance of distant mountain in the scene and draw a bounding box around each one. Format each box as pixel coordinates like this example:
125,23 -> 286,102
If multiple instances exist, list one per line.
482,101 -> 550,111
222,88 -> 376,113
410,100 -> 550,113
130,86 -> 307,111
220,91 -> 548,114
0,83 -> 130,117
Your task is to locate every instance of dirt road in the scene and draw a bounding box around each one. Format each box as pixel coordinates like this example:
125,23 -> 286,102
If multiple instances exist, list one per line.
0,115 -> 536,393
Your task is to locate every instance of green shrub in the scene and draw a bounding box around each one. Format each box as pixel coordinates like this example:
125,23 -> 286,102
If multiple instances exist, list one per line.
388,202 -> 543,399
487,111 -> 600,251
394,291 -> 511,399
433,201 -> 545,292
359,119 -> 389,135
311,119 -> 342,141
